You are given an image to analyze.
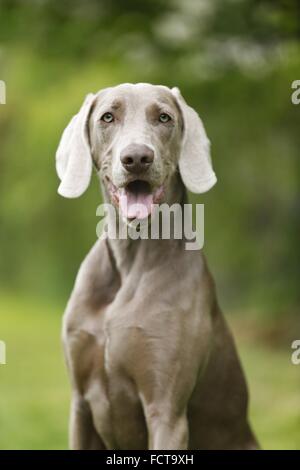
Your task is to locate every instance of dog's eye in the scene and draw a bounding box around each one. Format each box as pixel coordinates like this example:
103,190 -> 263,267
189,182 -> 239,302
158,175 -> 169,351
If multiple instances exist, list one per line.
159,113 -> 171,123
101,112 -> 114,123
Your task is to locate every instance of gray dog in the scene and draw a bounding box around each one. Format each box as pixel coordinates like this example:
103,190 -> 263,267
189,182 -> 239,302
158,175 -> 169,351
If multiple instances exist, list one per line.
56,83 -> 258,450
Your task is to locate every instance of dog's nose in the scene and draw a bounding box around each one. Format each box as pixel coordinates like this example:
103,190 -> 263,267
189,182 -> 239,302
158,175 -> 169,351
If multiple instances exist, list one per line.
120,144 -> 154,174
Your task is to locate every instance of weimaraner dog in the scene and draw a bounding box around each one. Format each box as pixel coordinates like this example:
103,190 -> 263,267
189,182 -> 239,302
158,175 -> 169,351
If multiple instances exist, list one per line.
56,83 -> 258,450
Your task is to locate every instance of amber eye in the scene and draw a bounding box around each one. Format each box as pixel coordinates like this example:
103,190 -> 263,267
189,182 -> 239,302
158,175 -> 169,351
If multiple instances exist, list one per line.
101,112 -> 114,123
159,113 -> 171,123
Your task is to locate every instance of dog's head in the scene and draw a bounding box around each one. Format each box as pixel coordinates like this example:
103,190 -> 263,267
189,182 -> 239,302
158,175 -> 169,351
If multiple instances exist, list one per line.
56,83 -> 217,220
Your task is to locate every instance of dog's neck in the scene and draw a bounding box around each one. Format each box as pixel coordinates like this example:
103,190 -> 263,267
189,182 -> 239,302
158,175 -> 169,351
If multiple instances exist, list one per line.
101,174 -> 188,277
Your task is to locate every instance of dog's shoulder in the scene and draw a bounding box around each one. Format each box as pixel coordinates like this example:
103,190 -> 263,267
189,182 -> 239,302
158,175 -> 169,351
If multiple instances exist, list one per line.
64,238 -> 121,319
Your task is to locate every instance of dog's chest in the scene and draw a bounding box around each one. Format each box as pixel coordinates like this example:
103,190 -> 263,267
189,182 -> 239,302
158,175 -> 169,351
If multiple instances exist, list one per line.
96,301 -> 180,448
69,264 -> 201,449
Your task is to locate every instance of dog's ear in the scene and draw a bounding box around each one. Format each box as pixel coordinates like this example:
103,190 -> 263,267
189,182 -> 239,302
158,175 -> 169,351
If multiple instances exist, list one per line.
56,93 -> 96,198
171,87 -> 217,193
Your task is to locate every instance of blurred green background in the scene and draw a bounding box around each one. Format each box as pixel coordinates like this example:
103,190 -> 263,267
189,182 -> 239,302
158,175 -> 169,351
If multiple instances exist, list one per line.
0,0 -> 299,449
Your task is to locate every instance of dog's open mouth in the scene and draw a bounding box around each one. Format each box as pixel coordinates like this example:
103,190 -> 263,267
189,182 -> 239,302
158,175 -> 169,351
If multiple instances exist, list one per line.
108,179 -> 164,220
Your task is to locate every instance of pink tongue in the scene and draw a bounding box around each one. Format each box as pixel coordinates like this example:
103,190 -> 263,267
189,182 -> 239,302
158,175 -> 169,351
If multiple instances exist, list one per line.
119,189 -> 153,219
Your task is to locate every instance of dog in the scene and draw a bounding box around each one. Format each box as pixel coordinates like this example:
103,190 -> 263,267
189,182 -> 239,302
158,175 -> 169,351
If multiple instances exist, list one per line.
56,83 -> 258,449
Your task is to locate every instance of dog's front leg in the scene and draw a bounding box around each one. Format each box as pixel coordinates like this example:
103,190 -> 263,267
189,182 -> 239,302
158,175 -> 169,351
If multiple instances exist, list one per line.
69,394 -> 106,450
144,406 -> 189,450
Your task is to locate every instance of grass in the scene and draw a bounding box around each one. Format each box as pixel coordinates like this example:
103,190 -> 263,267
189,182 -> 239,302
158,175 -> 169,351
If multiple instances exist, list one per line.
0,293 -> 69,449
237,342 -> 300,449
0,292 -> 299,449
